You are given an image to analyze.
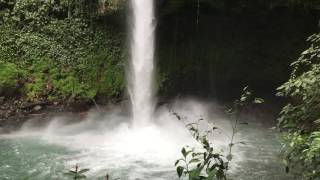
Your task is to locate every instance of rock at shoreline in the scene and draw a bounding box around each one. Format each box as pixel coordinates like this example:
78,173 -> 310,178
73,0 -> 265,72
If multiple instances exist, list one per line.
33,105 -> 42,111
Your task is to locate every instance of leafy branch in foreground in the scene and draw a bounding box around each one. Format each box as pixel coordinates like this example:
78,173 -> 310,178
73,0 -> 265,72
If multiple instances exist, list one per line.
63,165 -> 119,180
174,117 -> 227,180
173,86 -> 263,180
277,33 -> 320,179
64,165 -> 90,180
225,86 -> 264,162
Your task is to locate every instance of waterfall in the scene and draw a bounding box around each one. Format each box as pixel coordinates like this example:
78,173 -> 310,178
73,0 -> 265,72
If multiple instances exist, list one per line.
129,0 -> 156,127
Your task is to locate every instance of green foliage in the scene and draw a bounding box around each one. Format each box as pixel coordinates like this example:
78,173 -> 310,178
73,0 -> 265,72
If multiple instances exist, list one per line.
1,0 -> 100,22
64,165 -> 89,179
225,87 -> 264,161
105,0 -> 125,11
18,49 -> 124,101
0,60 -> 24,89
174,87 -> 263,180
0,0 -> 124,102
7,0 -> 52,29
174,118 -> 228,180
78,50 -> 124,98
226,86 -> 264,115
277,33 -> 320,179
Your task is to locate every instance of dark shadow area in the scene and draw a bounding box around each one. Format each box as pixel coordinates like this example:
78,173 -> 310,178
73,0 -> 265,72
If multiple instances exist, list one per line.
157,5 -> 319,101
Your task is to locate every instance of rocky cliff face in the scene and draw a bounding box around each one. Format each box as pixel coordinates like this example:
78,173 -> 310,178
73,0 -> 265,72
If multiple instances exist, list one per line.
156,3 -> 319,99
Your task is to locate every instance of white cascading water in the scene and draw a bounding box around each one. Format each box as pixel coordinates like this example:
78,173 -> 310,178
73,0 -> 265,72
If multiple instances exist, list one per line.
0,1 -> 251,179
129,0 -> 156,126
0,1 -> 243,179
0,1 -> 286,179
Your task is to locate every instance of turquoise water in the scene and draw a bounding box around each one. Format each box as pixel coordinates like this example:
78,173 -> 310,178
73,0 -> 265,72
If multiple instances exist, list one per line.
0,122 -> 291,180
0,135 -> 178,180
0,101 -> 293,180
0,137 -> 70,179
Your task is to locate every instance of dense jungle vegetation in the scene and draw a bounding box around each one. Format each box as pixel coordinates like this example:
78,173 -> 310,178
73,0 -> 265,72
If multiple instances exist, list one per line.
0,0 -> 125,103
0,0 -> 320,179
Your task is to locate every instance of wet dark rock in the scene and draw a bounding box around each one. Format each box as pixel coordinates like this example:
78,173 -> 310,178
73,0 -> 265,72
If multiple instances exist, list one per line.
33,105 -> 42,111
0,127 -> 4,134
6,111 -> 10,117
68,99 -> 92,112
0,97 -> 100,134
0,97 -> 4,104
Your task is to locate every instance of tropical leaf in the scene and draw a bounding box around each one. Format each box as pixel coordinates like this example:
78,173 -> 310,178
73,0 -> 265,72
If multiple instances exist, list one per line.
177,166 -> 184,178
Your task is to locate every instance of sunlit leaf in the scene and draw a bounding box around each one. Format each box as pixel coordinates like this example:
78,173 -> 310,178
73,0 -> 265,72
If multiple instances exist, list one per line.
63,172 -> 75,176
189,159 -> 201,164
253,98 -> 264,104
181,147 -> 187,158
78,168 -> 90,174
175,159 -> 183,166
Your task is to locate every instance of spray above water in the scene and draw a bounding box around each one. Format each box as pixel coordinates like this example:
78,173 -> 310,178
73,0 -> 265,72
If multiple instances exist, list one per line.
129,0 -> 156,126
0,1 -> 240,179
0,1 -> 291,179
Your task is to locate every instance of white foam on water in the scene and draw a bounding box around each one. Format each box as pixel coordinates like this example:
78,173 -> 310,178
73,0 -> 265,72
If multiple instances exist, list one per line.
8,99 -> 235,179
